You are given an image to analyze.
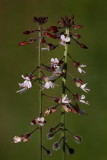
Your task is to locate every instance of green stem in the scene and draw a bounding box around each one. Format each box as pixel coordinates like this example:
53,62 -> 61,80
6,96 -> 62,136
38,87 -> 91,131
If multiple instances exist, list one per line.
38,25 -> 42,160
61,28 -> 69,160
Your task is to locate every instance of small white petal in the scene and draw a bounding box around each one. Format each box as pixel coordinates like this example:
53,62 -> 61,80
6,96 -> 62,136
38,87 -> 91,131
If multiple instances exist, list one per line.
16,88 -> 27,94
41,48 -> 48,51
80,64 -> 86,68
40,117 -> 45,122
21,75 -> 26,79
81,95 -> 85,99
80,100 -> 89,105
13,136 -> 22,143
21,75 -> 30,81
62,95 -> 71,104
78,67 -> 86,74
65,37 -> 70,42
81,83 -> 87,89
51,58 -> 54,63
78,67 -> 83,73
60,35 -> 65,41
59,41 -> 67,46
44,82 -> 50,89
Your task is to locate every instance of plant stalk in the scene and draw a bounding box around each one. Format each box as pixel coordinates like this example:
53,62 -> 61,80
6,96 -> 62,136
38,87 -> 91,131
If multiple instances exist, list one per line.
38,25 -> 43,160
61,28 -> 69,160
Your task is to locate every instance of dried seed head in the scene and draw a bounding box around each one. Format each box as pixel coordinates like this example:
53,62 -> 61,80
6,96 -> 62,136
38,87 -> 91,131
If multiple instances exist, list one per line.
47,132 -> 54,140
65,143 -> 75,155
46,150 -> 52,156
68,147 -> 75,155
73,135 -> 82,144
44,106 -> 57,116
53,142 -> 60,150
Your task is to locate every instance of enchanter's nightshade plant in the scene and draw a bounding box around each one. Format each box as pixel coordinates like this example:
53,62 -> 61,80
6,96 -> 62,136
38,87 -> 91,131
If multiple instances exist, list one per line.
12,15 -> 90,160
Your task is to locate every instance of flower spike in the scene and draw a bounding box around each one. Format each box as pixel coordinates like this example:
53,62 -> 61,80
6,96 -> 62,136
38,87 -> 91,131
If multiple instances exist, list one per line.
15,15 -> 90,160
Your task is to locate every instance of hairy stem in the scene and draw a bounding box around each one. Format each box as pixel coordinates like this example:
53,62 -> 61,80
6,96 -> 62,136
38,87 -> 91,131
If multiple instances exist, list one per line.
61,28 -> 69,160
38,25 -> 43,160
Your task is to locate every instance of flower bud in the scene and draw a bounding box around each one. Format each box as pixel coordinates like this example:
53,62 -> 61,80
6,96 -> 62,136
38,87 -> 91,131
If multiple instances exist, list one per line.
41,37 -> 46,43
73,25 -> 83,29
23,31 -> 31,34
18,41 -> 27,46
49,127 -> 56,132
44,32 -> 57,39
80,44 -> 88,49
51,26 -> 58,33
52,97 -> 61,103
33,17 -> 48,25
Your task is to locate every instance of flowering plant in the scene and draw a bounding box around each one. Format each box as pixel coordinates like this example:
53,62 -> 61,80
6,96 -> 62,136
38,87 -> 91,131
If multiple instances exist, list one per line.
12,16 -> 90,160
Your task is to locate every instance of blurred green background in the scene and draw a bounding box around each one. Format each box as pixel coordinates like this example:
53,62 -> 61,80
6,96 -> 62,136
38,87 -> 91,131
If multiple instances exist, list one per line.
0,0 -> 107,160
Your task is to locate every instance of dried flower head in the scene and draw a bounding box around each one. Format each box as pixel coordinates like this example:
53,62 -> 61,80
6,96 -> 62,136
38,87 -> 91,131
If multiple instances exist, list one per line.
44,106 -> 57,116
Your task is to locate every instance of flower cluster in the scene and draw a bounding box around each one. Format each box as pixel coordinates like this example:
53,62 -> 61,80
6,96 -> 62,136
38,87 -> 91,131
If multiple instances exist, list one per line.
13,16 -> 90,160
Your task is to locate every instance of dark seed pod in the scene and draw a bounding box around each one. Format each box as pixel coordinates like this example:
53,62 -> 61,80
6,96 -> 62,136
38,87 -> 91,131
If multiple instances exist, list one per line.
46,150 -> 52,156
47,132 -> 54,140
68,148 -> 75,155
53,142 -> 60,150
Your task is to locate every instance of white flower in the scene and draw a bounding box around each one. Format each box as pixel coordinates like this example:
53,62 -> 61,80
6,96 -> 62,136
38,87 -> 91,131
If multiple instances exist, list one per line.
52,66 -> 62,76
62,95 -> 71,104
79,95 -> 89,105
37,117 -> 45,126
42,81 -> 56,89
78,64 -> 86,74
60,35 -> 70,46
60,35 -> 70,42
17,75 -> 32,94
12,134 -> 29,143
80,83 -> 90,93
31,117 -> 46,126
13,136 -> 22,143
51,58 -> 59,67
